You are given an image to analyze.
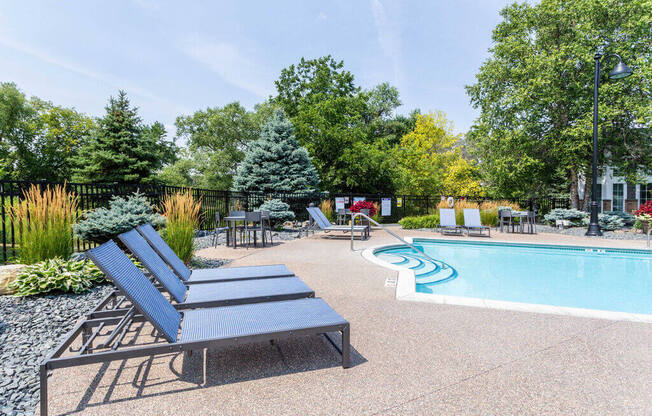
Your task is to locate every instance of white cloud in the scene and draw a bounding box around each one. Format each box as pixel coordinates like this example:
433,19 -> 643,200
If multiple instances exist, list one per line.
179,35 -> 272,98
370,0 -> 404,88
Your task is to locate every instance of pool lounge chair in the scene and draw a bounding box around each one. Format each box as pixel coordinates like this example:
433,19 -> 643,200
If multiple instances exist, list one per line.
307,207 -> 369,240
438,209 -> 464,235
39,241 -> 350,416
463,208 -> 491,237
87,230 -> 313,315
136,223 -> 294,283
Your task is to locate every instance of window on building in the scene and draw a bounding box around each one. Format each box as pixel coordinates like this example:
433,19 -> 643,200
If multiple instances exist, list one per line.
613,183 -> 624,211
641,183 -> 652,205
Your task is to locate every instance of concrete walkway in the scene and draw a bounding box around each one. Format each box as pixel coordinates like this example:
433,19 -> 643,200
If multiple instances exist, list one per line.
46,228 -> 652,415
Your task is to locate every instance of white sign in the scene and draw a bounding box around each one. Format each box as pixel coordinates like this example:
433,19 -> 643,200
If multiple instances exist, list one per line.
335,197 -> 345,211
353,197 -> 366,204
381,197 -> 391,216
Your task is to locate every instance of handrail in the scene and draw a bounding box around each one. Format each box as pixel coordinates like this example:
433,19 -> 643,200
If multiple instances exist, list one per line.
350,212 -> 446,268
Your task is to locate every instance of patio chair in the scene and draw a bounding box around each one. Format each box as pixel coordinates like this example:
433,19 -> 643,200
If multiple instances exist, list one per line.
136,223 -> 294,283
463,208 -> 491,237
211,212 -> 229,247
104,229 -> 314,313
261,210 -> 273,245
306,207 -> 369,240
40,240 -> 350,416
498,209 -> 514,233
243,211 -> 264,248
437,209 -> 464,235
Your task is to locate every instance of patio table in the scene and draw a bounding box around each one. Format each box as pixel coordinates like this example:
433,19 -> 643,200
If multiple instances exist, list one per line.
511,211 -> 536,234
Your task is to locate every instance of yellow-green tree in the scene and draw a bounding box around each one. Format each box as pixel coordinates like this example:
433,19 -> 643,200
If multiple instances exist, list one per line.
397,112 -> 483,196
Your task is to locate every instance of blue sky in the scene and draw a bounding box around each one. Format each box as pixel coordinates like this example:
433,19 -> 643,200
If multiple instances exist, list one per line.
0,1 -> 509,139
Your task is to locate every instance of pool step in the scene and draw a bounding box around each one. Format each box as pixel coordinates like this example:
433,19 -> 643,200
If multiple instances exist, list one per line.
376,250 -> 457,285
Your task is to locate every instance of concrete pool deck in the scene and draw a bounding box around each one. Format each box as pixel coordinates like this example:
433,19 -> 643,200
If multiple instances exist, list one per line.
45,227 -> 652,415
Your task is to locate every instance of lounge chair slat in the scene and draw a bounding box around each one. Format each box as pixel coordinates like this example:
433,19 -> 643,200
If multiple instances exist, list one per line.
184,277 -> 314,306
137,223 -> 192,281
87,241 -> 181,342
180,298 -> 347,342
188,264 -> 294,282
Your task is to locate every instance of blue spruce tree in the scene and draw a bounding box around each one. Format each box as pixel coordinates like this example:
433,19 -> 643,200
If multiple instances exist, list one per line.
233,110 -> 319,192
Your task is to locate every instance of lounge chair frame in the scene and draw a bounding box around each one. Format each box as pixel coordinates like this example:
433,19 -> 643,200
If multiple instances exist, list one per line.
307,207 -> 369,240
437,209 -> 464,235
40,313 -> 349,416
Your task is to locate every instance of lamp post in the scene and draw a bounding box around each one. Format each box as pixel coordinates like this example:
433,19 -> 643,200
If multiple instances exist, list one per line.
585,52 -> 633,236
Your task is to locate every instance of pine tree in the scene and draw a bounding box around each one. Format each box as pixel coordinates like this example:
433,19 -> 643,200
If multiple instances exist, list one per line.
73,91 -> 162,183
233,110 -> 319,192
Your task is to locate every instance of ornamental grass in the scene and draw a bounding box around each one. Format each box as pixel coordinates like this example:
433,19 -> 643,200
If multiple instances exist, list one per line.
11,184 -> 79,265
162,189 -> 201,264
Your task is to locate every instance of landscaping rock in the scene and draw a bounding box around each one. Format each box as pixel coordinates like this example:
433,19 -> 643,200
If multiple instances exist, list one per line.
0,265 -> 26,295
0,284 -> 113,415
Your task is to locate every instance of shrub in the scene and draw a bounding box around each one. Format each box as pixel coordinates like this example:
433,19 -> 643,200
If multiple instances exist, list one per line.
162,190 -> 201,264
257,199 -> 295,226
581,214 -> 626,231
604,210 -> 636,225
74,192 -> 166,244
9,258 -> 106,296
350,201 -> 377,217
543,208 -> 588,226
320,199 -> 335,223
399,214 -> 440,229
11,184 -> 79,264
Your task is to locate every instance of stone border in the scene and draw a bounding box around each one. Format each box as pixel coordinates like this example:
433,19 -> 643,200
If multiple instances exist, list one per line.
361,237 -> 652,324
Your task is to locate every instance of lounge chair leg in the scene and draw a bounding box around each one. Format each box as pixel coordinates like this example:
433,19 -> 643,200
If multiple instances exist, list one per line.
40,363 -> 48,416
342,325 -> 351,368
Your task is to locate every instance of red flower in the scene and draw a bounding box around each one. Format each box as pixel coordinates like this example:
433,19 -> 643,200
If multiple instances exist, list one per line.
350,200 -> 377,217
635,201 -> 652,216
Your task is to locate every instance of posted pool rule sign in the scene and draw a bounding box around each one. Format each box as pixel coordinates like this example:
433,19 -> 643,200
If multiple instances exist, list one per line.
381,198 -> 391,216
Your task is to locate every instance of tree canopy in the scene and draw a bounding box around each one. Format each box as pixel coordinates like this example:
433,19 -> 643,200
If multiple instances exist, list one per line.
466,0 -> 651,204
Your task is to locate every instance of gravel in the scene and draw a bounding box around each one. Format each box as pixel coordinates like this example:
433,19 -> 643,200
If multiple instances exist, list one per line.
535,224 -> 649,240
0,284 -> 114,416
193,229 -> 306,251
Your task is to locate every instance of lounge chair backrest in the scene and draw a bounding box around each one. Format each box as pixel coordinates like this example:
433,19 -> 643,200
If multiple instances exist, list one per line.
307,207 -> 330,229
313,207 -> 333,226
87,240 -> 181,343
137,224 -> 192,281
439,209 -> 457,227
118,229 -> 187,303
463,208 -> 482,227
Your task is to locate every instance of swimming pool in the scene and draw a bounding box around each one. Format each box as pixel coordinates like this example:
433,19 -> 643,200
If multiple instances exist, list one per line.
373,239 -> 652,319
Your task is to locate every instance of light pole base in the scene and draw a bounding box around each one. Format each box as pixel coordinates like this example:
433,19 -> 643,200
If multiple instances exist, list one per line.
585,222 -> 602,236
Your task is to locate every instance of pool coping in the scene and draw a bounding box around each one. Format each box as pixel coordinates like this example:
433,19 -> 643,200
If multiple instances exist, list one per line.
361,237 -> 652,323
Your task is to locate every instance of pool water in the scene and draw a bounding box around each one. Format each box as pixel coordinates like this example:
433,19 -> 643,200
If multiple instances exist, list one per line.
375,239 -> 652,316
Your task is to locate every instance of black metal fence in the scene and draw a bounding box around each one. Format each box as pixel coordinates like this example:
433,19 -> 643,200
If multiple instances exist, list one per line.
0,180 -> 570,263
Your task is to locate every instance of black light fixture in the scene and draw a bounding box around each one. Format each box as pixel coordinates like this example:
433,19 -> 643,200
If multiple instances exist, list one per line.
608,55 -> 634,79
586,52 -> 633,236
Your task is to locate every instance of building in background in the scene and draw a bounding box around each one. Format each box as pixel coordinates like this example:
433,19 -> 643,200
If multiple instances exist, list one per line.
580,167 -> 652,213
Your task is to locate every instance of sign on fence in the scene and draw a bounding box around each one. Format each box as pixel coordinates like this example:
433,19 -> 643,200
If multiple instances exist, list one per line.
381,198 -> 391,216
396,197 -> 403,208
353,196 -> 365,204
335,197 -> 345,210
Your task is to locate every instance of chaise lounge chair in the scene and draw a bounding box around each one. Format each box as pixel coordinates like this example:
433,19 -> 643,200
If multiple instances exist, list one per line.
39,240 -> 350,416
463,208 -> 491,237
91,229 -> 313,313
136,223 -> 293,283
306,207 -> 369,240
437,209 -> 464,235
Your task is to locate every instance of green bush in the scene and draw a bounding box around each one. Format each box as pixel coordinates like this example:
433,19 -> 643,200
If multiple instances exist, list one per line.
74,193 -> 166,244
543,208 -> 588,226
603,210 -> 636,225
10,258 -> 107,296
582,214 -> 626,231
399,214 -> 440,229
257,199 -> 295,226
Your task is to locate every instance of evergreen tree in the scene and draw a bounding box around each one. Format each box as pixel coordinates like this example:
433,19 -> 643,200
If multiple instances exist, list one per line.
233,110 -> 318,192
73,91 -> 165,183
